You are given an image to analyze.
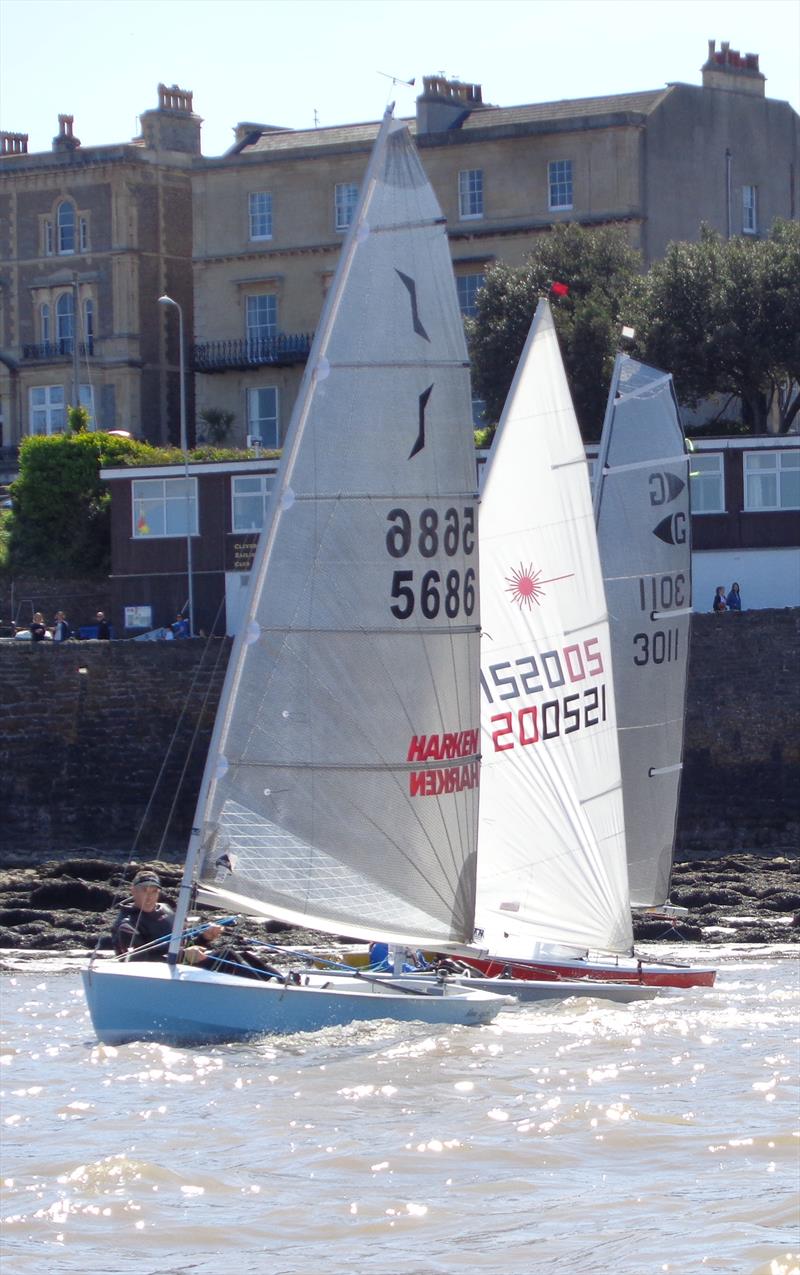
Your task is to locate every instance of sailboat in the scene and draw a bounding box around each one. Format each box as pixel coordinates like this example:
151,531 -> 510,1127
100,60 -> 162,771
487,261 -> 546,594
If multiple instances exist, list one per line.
592,355 -> 716,986
82,111 -> 515,1045
464,319 -> 713,989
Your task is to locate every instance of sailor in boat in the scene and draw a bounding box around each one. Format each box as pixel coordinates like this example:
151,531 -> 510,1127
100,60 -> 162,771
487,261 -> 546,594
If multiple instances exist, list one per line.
112,870 -> 283,980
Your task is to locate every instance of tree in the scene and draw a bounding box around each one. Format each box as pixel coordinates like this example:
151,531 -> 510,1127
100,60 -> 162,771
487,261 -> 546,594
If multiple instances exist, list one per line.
198,407 -> 235,445
468,223 -> 641,440
636,221 -> 800,433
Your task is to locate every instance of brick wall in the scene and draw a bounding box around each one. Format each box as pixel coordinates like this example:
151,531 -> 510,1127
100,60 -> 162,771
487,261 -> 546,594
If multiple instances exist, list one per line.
0,611 -> 797,861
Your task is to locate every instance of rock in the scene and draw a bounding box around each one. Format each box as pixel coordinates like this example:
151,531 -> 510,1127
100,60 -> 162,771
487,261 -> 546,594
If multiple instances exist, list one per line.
29,881 -> 115,911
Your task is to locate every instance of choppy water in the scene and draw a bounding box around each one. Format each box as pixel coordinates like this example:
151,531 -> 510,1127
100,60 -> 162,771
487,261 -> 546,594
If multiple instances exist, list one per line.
1,945 -> 798,1275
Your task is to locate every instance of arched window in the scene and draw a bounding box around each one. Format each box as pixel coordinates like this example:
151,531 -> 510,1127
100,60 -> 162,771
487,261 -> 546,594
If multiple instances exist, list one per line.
83,298 -> 95,353
56,292 -> 74,353
40,303 -> 51,346
57,201 -> 75,254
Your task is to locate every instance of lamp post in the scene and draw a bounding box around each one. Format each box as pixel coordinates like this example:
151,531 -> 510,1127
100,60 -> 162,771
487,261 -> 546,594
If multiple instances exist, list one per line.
158,294 -> 194,636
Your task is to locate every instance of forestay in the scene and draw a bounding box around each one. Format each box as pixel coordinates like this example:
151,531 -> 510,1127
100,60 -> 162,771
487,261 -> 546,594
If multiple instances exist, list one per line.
476,301 -> 632,956
594,356 -> 691,907
189,114 -> 481,948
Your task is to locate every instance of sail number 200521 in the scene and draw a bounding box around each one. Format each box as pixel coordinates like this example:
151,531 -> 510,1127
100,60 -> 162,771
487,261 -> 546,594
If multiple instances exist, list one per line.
386,506 -> 476,620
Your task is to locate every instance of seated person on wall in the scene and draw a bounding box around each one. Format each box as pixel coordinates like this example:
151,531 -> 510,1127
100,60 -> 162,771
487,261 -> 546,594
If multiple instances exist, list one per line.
112,870 -> 221,964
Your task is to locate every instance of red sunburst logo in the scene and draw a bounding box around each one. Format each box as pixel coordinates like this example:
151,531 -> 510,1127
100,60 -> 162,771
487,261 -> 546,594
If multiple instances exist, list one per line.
505,563 -> 574,610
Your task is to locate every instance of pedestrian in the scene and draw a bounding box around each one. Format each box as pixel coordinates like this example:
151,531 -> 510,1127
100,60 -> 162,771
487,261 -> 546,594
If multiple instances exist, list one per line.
52,610 -> 71,642
712,587 -> 727,613
95,611 -> 111,639
30,611 -> 47,641
726,582 -> 742,611
172,612 -> 190,639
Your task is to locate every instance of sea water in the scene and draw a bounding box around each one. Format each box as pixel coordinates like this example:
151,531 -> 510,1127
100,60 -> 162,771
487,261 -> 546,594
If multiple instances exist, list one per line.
1,945 -> 798,1275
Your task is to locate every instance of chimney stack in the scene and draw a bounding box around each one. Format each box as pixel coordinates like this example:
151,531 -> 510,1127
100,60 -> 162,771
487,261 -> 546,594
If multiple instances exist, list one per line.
0,131 -> 28,156
702,39 -> 765,96
139,83 -> 202,154
416,75 -> 484,135
52,114 -> 81,153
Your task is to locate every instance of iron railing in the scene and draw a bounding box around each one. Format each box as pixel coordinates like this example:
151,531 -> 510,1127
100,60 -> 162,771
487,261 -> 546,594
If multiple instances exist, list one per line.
192,332 -> 313,373
22,339 -> 94,360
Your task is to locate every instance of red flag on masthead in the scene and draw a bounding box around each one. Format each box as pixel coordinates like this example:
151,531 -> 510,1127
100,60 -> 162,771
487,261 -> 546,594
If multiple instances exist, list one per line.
550,281 -> 569,296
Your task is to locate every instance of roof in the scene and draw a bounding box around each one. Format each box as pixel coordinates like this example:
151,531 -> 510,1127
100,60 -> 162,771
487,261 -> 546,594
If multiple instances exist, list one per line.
234,87 -> 672,158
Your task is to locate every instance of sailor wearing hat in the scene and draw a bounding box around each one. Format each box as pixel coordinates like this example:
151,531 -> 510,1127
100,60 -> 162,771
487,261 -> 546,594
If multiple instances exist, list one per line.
112,870 -> 221,963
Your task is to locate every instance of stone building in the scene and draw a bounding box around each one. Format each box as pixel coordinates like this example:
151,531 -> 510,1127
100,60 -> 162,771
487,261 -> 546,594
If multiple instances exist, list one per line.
192,41 -> 798,447
0,85 -> 199,447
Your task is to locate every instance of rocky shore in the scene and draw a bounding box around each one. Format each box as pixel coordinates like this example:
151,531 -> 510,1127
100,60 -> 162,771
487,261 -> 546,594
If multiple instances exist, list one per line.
0,849 -> 796,957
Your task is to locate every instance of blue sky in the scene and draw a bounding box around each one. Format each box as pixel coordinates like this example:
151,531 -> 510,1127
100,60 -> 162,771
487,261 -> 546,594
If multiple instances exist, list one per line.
2,0 -> 798,156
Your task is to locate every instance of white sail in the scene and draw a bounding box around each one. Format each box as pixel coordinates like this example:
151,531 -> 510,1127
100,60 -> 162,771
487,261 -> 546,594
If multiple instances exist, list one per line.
476,300 -> 632,956
191,113 -> 481,949
594,356 -> 691,907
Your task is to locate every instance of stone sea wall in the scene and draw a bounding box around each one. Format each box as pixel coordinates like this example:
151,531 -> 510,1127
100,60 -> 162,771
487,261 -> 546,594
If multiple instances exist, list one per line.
0,610 -> 797,861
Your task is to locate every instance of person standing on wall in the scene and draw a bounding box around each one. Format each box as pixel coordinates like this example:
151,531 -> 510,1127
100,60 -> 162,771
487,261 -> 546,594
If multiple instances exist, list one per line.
712,587 -> 727,613
95,611 -> 111,639
52,611 -> 71,642
30,612 -> 47,641
726,583 -> 742,611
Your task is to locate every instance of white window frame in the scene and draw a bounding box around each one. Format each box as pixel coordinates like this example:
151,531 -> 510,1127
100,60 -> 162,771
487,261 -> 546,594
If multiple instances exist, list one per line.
57,200 -> 75,254
743,450 -> 800,511
456,273 -> 485,318
246,294 -> 277,342
458,169 -> 484,220
83,298 -> 95,350
548,159 -> 573,211
742,185 -> 758,235
248,191 -> 273,241
231,473 -> 274,532
246,386 -> 279,449
79,216 -> 89,252
690,453 -> 725,514
40,303 -> 51,345
132,477 -> 199,539
44,220 -> 54,256
334,182 -> 359,231
29,385 -> 66,435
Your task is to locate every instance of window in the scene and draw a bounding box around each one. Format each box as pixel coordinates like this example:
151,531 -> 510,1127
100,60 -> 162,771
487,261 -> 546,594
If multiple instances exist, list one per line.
548,159 -> 573,211
132,477 -> 198,538
232,474 -> 275,532
79,216 -> 89,251
57,201 -> 75,254
744,450 -> 800,511
456,273 -> 485,318
56,292 -> 74,353
79,384 -> 95,429
246,294 -> 277,342
334,182 -> 359,231
249,192 -> 273,240
44,220 -> 54,256
471,398 -> 488,430
247,386 -> 279,449
458,169 -> 483,219
690,453 -> 725,513
40,303 -> 51,344
83,298 -> 95,352
742,185 -> 758,235
29,385 -> 65,434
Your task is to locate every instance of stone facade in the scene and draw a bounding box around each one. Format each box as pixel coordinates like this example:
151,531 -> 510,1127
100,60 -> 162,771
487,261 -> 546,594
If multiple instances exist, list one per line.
0,611 -> 796,861
0,85 -> 198,447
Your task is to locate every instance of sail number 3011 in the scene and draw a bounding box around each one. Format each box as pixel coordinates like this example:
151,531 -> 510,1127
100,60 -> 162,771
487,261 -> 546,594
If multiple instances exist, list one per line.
386,506 -> 476,620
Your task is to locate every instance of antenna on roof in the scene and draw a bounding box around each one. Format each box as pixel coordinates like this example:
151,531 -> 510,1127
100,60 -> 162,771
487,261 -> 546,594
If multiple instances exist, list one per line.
313,108 -> 320,128
377,71 -> 415,88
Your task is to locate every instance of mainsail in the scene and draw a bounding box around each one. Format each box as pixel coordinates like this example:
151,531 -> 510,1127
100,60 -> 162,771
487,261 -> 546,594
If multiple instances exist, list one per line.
186,113 -> 481,948
593,356 -> 692,907
476,300 -> 632,956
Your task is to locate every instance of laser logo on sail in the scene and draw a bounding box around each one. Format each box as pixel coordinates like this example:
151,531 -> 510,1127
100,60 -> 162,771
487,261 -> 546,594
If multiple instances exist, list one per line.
505,563 -> 574,610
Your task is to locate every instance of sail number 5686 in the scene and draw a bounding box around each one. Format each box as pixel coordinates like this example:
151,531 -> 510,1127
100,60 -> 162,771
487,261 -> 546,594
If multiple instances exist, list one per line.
386,507 -> 475,559
387,506 -> 476,620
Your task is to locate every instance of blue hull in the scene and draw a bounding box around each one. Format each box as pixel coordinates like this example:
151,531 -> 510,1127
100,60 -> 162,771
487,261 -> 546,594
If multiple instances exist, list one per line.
82,962 -> 515,1045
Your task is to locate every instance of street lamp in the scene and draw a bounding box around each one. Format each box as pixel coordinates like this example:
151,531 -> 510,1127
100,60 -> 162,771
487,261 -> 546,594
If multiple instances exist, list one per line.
158,294 -> 194,636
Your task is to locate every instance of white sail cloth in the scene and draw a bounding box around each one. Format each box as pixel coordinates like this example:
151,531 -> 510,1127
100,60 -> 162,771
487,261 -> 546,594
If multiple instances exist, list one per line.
476,300 -> 632,956
594,357 -> 691,907
193,116 -> 481,948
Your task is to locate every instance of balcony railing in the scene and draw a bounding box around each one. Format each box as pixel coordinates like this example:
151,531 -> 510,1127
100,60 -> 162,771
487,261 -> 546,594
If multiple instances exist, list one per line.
192,332 -> 313,373
22,339 -> 94,361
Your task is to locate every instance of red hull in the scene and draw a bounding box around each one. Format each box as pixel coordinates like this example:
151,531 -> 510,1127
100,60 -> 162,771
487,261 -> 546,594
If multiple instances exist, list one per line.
465,955 -> 717,989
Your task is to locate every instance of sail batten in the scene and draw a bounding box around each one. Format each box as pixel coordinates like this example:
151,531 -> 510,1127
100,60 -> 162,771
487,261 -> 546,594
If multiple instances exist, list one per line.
191,111 -> 482,947
594,355 -> 691,908
475,300 -> 632,958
